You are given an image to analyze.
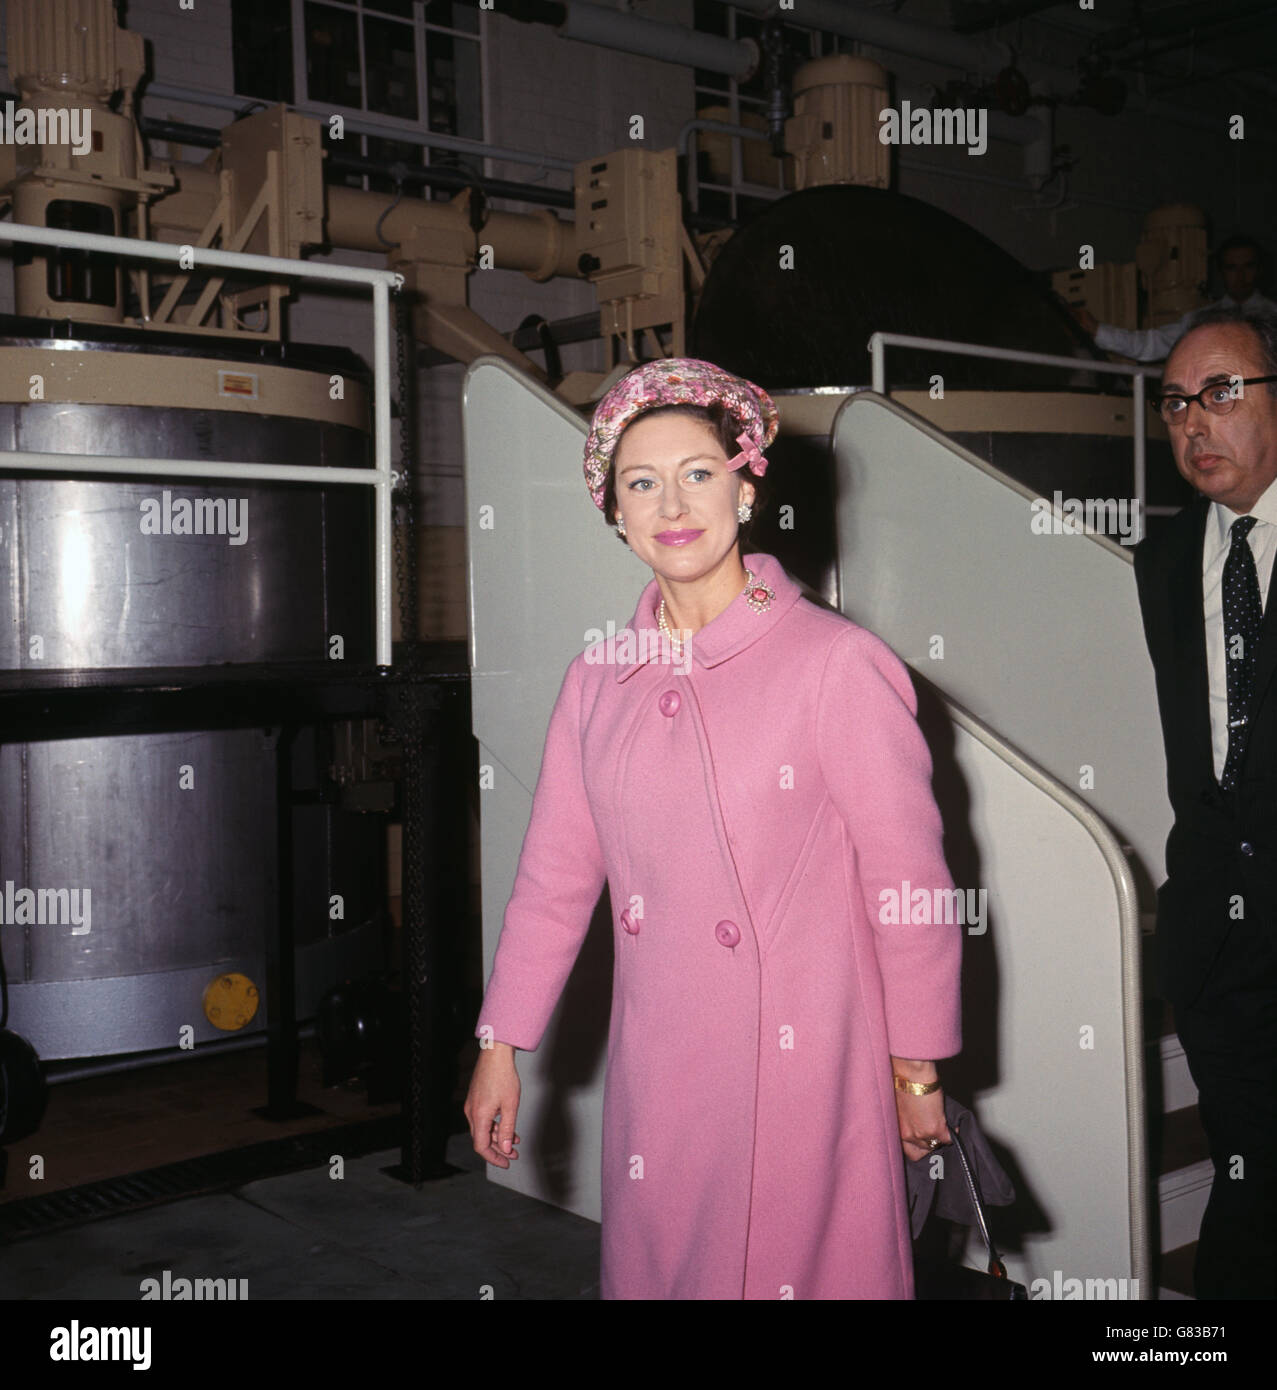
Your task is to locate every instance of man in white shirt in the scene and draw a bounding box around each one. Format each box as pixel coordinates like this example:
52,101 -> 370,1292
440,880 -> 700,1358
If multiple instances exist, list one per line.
1075,234 -> 1277,362
1133,305 -> 1277,1298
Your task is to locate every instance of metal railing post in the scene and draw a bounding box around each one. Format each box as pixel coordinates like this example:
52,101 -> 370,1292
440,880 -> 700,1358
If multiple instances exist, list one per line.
372,277 -> 395,667
1133,372 -> 1147,542
867,331 -> 1159,522
869,332 -> 885,395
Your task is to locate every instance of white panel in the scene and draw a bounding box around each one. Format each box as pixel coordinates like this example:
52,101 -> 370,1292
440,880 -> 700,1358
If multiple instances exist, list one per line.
832,392 -> 1171,887
463,358 -> 638,1219
948,715 -> 1146,1292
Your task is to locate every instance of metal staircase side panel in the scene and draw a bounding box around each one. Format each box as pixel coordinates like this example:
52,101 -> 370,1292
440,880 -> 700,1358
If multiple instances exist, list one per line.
831,390 -> 1171,891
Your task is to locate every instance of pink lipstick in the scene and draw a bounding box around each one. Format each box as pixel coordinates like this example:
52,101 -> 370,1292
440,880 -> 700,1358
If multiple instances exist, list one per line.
656,529 -> 704,546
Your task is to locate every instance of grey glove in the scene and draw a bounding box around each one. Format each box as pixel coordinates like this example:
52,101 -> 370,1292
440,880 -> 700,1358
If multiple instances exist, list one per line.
905,1095 -> 1015,1239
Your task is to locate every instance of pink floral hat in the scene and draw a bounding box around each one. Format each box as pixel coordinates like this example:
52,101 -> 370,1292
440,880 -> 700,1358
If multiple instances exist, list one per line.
583,357 -> 779,511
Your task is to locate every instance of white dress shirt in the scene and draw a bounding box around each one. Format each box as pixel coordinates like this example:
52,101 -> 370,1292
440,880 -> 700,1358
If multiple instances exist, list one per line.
1096,291 -> 1277,363
1203,475 -> 1277,779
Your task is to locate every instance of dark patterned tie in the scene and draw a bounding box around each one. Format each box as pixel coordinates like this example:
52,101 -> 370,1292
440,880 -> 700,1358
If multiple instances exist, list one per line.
1220,515 -> 1262,791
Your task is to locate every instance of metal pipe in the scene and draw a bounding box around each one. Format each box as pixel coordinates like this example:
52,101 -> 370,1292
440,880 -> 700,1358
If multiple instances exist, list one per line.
677,117 -> 771,156
43,1027 -> 317,1086
889,83 -> 1049,150
131,115 -> 580,210
373,279 -> 393,668
327,185 -> 580,281
1133,372 -> 1147,534
0,220 -> 400,667
0,452 -> 378,486
139,109 -> 1152,229
0,219 -> 399,288
868,330 -> 1152,380
722,0 -> 998,74
680,119 -> 773,216
324,153 -> 575,212
559,2 -> 757,79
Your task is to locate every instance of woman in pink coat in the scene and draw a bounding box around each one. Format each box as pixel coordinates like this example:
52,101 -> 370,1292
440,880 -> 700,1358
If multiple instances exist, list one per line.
465,358 -> 962,1299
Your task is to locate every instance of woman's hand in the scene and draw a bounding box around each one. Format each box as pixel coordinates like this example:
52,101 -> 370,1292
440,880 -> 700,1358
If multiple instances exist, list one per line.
891,1056 -> 950,1162
464,1042 -> 522,1168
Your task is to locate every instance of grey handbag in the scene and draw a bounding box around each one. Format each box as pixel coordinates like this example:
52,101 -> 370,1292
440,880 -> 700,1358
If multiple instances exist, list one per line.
906,1095 -> 1015,1236
910,1100 -> 1028,1300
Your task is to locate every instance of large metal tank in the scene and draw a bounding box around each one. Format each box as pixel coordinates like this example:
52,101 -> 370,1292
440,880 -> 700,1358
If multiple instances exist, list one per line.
692,184 -> 1189,534
692,184 -> 1099,390
0,319 -> 386,1059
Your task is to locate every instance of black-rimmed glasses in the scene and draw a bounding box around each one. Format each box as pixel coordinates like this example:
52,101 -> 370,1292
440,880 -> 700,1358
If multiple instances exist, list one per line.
1155,375 -> 1277,423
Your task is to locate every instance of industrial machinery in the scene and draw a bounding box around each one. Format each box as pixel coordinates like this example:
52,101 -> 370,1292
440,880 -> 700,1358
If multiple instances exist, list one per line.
0,3 -> 396,1077
0,323 -> 386,1062
0,0 -> 1188,1097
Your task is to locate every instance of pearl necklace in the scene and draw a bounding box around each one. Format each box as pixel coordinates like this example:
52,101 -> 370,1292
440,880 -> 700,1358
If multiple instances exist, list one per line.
657,568 -> 775,648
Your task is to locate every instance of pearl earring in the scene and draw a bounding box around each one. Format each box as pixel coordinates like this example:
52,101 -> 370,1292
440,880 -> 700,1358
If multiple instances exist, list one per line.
737,502 -> 752,522
616,515 -> 626,536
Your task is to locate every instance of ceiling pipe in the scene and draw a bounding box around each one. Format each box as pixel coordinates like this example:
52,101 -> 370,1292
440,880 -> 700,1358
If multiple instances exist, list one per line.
722,0 -> 1006,76
499,0 -> 757,78
553,2 -> 758,79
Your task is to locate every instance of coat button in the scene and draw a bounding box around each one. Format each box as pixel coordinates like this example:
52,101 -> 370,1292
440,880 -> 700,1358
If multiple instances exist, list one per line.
715,919 -> 741,948
620,908 -> 640,934
1240,841 -> 1255,856
658,690 -> 681,717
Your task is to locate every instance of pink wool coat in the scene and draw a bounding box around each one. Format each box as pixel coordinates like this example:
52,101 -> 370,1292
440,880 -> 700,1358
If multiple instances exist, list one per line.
476,551 -> 962,1299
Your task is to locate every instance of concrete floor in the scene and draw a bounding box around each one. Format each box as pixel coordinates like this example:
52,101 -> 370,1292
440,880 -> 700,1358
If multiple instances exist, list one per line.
0,1037 -> 1188,1302
0,1132 -> 601,1300
0,1033 -> 599,1301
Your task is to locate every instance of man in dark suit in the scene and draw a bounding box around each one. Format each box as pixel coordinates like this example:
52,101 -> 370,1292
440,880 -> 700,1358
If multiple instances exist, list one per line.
1134,304 -> 1277,1299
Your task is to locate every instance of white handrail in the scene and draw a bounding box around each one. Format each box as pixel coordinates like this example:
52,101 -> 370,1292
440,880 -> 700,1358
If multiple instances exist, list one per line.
941,694 -> 1150,1296
868,330 -> 1158,518
0,221 -> 403,667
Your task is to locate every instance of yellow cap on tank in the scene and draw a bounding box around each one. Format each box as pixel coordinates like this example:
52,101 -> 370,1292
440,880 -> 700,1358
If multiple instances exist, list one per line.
202,972 -> 260,1031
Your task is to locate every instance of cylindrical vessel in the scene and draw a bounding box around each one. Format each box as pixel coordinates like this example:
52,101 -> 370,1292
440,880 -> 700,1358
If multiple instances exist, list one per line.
0,325 -> 386,1059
